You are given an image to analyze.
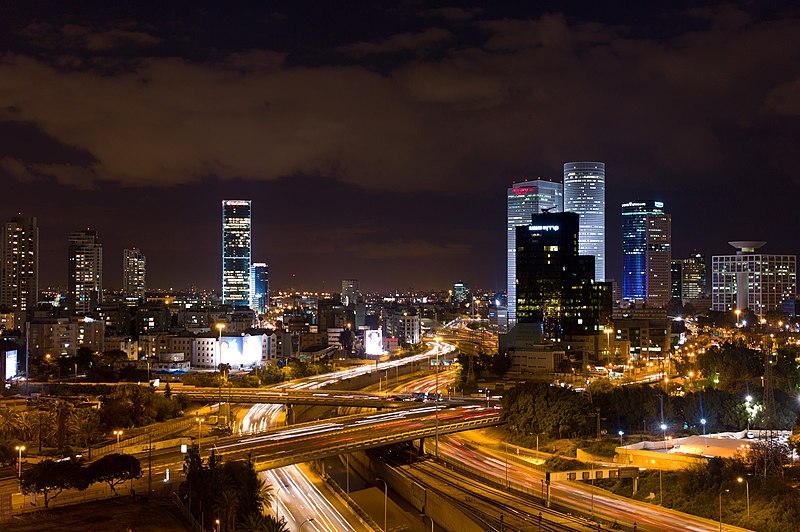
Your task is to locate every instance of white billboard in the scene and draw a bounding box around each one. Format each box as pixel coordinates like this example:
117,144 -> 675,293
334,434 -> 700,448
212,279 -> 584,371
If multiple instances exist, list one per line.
219,336 -> 261,368
4,350 -> 17,380
365,330 -> 383,356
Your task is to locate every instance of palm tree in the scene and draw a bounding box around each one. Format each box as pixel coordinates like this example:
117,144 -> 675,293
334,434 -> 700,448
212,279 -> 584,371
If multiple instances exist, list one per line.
0,407 -> 23,440
69,409 -> 102,459
214,488 -> 239,531
23,410 -> 54,453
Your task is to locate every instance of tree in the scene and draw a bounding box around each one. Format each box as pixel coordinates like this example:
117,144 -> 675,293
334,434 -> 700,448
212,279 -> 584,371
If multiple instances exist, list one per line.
0,407 -> 22,440
25,410 -> 54,453
69,409 -> 102,459
164,381 -> 172,399
87,453 -> 142,495
21,459 -> 89,508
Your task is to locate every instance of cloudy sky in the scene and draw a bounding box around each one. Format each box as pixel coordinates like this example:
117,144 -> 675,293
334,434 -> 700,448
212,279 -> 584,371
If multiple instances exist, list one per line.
2,1 -> 800,292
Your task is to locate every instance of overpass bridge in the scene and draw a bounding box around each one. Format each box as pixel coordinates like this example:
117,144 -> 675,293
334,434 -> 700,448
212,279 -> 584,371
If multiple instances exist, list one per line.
169,387 -> 412,408
209,404 -> 503,471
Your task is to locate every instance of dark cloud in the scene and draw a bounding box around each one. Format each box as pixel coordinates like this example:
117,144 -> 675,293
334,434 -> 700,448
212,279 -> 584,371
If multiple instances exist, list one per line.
336,28 -> 454,56
2,3 -> 800,289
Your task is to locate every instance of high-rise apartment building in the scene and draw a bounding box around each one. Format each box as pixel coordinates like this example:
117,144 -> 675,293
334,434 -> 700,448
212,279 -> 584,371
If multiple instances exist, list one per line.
671,260 -> 683,301
250,262 -> 269,314
622,201 -> 671,308
122,248 -> 146,299
507,179 -> 563,327
68,230 -> 103,314
712,242 -> 796,316
681,252 -> 707,301
1,216 -> 38,312
516,212 -> 611,338
563,162 -> 605,281
222,200 -> 252,306
341,279 -> 360,307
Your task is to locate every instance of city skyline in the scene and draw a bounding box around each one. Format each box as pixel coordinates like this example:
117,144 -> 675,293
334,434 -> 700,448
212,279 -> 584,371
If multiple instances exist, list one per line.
3,2 -> 800,292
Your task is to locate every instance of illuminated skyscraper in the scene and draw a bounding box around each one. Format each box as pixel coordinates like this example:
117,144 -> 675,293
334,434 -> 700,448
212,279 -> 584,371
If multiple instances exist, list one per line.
622,201 -> 671,307
341,279 -> 360,307
507,179 -> 563,327
123,248 -> 146,299
250,262 -> 269,314
222,200 -> 252,306
1,216 -> 38,312
452,281 -> 469,303
68,230 -> 102,314
563,162 -> 605,281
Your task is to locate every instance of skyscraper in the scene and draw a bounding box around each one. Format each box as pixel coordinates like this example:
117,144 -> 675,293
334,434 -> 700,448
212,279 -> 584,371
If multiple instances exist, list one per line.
516,211 -> 610,337
507,179 -> 563,327
341,279 -> 360,307
1,216 -> 38,312
123,248 -> 146,299
622,201 -> 672,307
452,281 -> 469,303
681,252 -> 707,301
68,230 -> 103,314
222,200 -> 252,306
563,162 -> 605,281
250,262 -> 269,314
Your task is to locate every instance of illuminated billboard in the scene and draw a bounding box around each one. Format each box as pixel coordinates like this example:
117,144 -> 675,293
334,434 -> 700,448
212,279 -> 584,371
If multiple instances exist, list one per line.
219,336 -> 261,368
4,350 -> 17,380
365,329 -> 383,356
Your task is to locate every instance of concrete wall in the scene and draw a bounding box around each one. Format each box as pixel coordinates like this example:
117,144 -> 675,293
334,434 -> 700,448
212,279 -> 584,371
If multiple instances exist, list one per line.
614,448 -> 706,470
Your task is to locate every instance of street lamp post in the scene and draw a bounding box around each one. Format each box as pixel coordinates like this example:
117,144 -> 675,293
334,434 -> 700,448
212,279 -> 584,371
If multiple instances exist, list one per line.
737,477 -> 750,519
216,323 -> 225,339
745,395 -> 752,432
275,483 -> 288,523
113,429 -> 123,450
299,517 -> 315,530
376,477 -> 388,532
719,489 -> 729,532
15,445 -> 25,479
421,513 -> 434,532
701,418 -> 706,435
618,430 -> 624,446
195,417 -> 205,451
434,339 -> 440,459
660,423 -> 668,450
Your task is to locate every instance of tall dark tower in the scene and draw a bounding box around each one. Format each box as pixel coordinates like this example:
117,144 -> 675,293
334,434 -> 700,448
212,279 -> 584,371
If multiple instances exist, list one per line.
516,212 -> 610,338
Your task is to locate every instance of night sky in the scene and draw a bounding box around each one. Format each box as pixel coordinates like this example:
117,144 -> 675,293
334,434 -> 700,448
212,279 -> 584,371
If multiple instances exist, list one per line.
3,1 -> 800,293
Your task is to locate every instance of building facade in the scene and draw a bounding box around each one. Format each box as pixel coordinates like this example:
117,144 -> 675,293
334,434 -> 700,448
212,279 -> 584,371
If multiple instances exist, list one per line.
563,162 -> 605,281
711,242 -> 796,316
507,179 -> 563,327
250,262 -> 269,314
341,279 -> 360,307
622,201 -> 671,308
222,200 -> 252,306
516,211 -> 611,338
122,248 -> 146,299
1,216 -> 38,312
68,230 -> 103,314
452,281 -> 469,303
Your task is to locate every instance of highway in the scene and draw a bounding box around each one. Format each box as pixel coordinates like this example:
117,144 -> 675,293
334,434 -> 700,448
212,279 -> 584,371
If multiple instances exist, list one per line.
390,372 -> 748,532
214,404 -> 501,470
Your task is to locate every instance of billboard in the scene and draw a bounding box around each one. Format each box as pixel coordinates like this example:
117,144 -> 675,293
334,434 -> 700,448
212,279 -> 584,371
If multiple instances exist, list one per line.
219,336 -> 261,368
4,350 -> 17,380
365,329 -> 383,356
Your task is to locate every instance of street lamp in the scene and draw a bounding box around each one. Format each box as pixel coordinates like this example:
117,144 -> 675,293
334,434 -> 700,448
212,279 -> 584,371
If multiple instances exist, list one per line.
719,489 -> 729,532
700,418 -> 706,435
745,395 -> 753,432
376,477 -> 388,532
274,483 -> 289,523
604,327 -> 613,360
299,517 -> 315,530
421,513 -> 434,532
735,309 -> 741,327
618,430 -> 624,446
195,417 -> 205,450
650,459 -> 663,506
216,323 -> 225,339
660,423 -> 668,450
435,340 -> 440,459
113,429 -> 123,449
737,477 -> 750,519
14,445 -> 25,479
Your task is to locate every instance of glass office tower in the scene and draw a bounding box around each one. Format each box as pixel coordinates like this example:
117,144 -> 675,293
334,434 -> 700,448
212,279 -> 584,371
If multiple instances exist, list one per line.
222,200 -> 252,306
507,179 -> 563,327
622,201 -> 671,307
563,162 -> 605,281
250,262 -> 269,313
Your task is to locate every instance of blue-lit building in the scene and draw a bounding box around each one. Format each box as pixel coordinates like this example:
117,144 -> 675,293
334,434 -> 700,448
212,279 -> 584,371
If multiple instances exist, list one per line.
507,179 -> 563,328
622,201 -> 671,307
222,200 -> 252,306
250,262 -> 269,314
563,162 -> 605,281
